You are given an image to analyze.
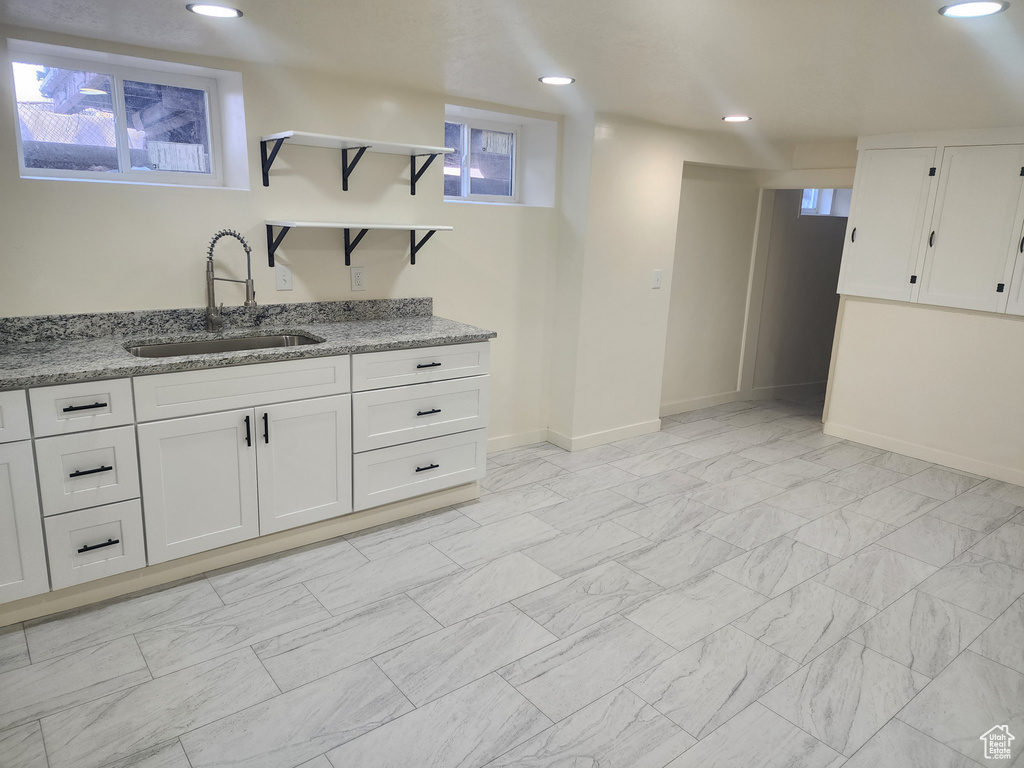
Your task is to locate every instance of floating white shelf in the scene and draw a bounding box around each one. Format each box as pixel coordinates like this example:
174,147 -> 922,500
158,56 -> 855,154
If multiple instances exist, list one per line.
264,220 -> 454,266
259,131 -> 454,193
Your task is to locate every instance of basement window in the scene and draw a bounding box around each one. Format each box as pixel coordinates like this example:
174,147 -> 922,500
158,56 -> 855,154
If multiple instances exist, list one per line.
444,119 -> 519,202
800,188 -> 852,217
8,40 -> 249,189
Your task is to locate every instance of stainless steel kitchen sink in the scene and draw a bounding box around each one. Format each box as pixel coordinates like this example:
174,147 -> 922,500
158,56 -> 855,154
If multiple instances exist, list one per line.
127,334 -> 322,358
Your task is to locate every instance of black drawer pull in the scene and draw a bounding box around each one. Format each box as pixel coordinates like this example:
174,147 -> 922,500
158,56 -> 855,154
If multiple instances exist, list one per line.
1019,235 -> 1023,254
416,362 -> 442,369
244,415 -> 252,447
415,463 -> 439,473
997,283 -> 1006,293
69,465 -> 113,479
62,402 -> 107,413
416,408 -> 442,416
929,231 -> 935,247
78,538 -> 119,554
263,412 -> 270,444
850,227 -> 856,243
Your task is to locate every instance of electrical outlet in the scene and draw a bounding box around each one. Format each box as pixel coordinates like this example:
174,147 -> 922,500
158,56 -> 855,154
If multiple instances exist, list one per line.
652,269 -> 662,289
351,266 -> 366,291
275,264 -> 293,291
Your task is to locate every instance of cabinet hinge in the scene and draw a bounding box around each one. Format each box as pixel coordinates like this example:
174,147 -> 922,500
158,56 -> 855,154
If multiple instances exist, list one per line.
929,167 -> 937,176
910,275 -> 918,284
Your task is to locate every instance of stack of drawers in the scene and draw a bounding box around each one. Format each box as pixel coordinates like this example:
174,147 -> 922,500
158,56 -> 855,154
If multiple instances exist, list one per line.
351,342 -> 490,511
29,380 -> 145,590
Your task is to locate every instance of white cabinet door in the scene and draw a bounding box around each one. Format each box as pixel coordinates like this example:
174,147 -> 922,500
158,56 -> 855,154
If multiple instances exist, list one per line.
919,144 -> 1024,312
838,147 -> 938,301
0,441 -> 49,602
1007,222 -> 1024,316
138,409 -> 259,564
256,394 -> 352,535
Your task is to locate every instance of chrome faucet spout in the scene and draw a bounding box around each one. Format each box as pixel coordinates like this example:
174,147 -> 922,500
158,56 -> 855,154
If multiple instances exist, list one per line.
205,229 -> 256,332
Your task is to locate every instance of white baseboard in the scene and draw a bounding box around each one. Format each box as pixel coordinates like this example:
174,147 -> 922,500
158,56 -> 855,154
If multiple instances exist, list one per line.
487,429 -> 550,454
746,380 -> 827,402
0,483 -> 480,628
823,422 -> 1024,486
660,391 -> 741,418
659,381 -> 826,418
547,419 -> 661,452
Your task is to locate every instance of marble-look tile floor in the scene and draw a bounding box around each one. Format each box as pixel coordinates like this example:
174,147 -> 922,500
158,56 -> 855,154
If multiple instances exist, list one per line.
3,397 -> 1023,768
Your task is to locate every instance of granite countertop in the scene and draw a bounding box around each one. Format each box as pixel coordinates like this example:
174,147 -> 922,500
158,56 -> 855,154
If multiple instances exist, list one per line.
0,299 -> 496,390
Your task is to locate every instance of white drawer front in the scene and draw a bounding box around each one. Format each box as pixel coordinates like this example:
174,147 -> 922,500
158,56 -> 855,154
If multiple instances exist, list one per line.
353,428 -> 486,511
352,375 -> 490,452
133,355 -> 351,422
35,426 -> 140,516
352,342 -> 489,391
29,379 -> 134,437
44,500 -> 146,590
0,390 -> 31,444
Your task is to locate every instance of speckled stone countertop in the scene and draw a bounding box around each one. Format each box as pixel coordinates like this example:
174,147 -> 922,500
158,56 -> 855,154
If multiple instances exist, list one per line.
0,299 -> 497,390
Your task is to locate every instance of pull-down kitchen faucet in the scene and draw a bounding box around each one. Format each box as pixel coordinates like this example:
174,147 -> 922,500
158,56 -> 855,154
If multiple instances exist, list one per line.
206,229 -> 256,332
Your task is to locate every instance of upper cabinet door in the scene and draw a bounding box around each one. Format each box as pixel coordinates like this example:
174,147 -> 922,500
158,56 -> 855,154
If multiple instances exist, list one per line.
837,147 -> 937,301
1007,221 -> 1024,316
919,144 -> 1024,313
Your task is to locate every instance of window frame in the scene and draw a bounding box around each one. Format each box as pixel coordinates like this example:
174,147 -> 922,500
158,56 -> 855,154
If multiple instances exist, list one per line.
9,45 -> 226,187
444,116 -> 521,204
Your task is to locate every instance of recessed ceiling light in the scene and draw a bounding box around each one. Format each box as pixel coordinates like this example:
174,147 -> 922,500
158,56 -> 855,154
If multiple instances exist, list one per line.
939,1 -> 1008,17
722,115 -> 752,122
539,76 -> 575,85
186,4 -> 243,18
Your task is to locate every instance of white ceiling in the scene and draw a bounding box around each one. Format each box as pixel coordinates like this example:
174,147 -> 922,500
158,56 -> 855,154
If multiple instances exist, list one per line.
2,0 -> 1023,141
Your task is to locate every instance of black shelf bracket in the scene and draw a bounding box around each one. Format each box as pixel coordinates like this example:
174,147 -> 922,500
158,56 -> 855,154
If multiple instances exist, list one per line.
410,153 -> 440,196
265,224 -> 291,267
341,146 -> 369,191
260,138 -> 287,187
344,228 -> 369,266
410,229 -> 437,265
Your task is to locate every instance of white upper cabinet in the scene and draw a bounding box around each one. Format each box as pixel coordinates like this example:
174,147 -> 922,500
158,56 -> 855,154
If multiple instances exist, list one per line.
1007,221 -> 1024,316
838,147 -> 937,301
919,144 -> 1024,313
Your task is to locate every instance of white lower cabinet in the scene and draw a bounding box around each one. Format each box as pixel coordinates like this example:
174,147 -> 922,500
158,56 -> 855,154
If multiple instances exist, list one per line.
138,395 -> 353,563
256,395 -> 352,535
43,499 -> 146,590
353,428 -> 487,511
0,440 -> 49,602
138,409 -> 260,564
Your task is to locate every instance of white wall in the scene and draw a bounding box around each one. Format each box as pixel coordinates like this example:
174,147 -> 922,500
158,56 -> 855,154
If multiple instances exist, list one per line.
826,297 -> 1024,485
661,165 -> 760,413
0,27 -> 559,450
750,189 -> 845,394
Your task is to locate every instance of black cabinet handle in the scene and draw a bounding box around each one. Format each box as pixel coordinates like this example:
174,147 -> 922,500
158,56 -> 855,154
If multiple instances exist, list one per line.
69,465 -> 113,479
997,283 -> 1006,293
416,408 -> 442,416
1019,235 -> 1023,254
62,402 -> 107,413
244,415 -> 251,447
909,275 -> 918,284
263,412 -> 270,444
415,463 -> 439,473
77,538 -> 119,554
416,362 -> 442,369
850,227 -> 856,243
929,231 -> 935,247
